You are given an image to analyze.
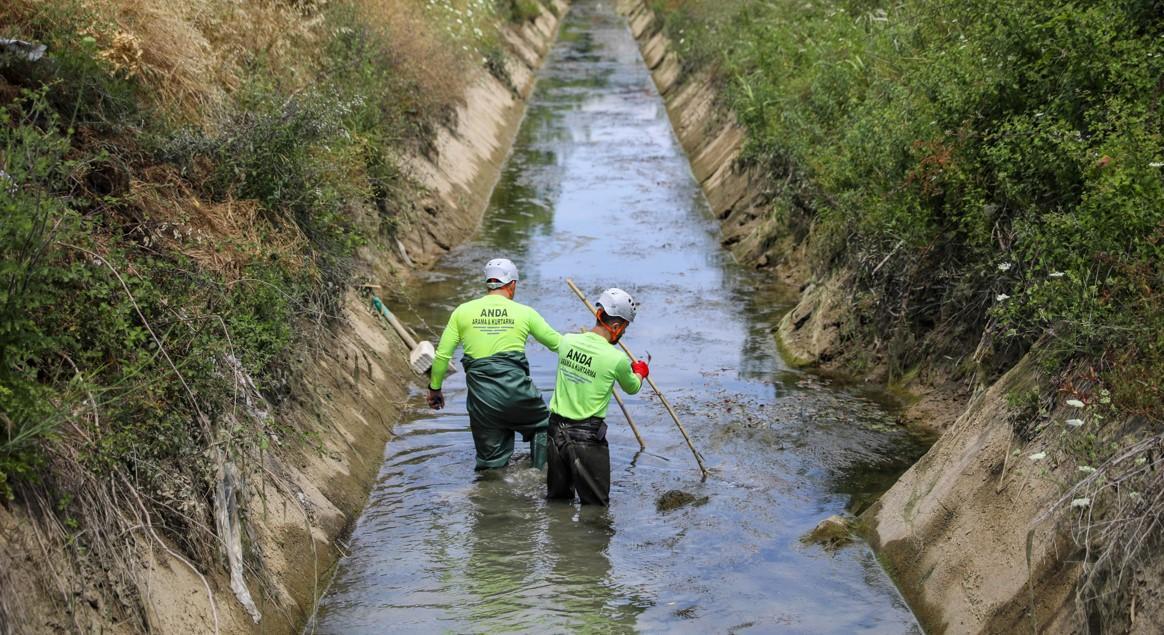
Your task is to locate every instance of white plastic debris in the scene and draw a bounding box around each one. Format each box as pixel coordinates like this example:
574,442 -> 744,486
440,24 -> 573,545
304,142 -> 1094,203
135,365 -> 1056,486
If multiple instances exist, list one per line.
1078,466 -> 1096,474
1048,271 -> 1065,278
1066,399 -> 1085,408
409,340 -> 436,375
1070,497 -> 1091,508
1065,418 -> 1084,428
214,451 -> 262,623
1029,451 -> 1047,461
0,38 -> 47,61
996,293 -> 1010,302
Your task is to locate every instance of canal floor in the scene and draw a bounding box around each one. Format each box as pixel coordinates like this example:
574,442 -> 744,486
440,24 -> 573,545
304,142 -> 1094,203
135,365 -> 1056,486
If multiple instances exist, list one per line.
311,2 -> 925,632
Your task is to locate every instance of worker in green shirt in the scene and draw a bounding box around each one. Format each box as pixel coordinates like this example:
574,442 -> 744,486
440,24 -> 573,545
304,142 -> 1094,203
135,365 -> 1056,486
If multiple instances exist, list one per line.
427,258 -> 561,470
547,288 -> 649,506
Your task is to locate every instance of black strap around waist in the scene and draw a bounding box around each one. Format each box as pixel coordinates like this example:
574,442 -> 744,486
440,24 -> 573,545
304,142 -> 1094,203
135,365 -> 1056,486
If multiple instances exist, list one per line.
549,413 -> 607,440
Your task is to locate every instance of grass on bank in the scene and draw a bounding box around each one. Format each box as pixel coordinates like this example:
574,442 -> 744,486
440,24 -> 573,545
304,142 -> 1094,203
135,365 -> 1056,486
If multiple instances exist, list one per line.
1,0 -> 552,627
652,0 -> 1163,629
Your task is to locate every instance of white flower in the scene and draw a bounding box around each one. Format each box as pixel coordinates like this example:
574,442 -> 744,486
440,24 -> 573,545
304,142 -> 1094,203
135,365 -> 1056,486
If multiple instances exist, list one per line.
1029,451 -> 1047,461
1065,418 -> 1084,427
1066,399 -> 1085,408
997,262 -> 1013,272
1078,465 -> 1096,473
996,293 -> 1010,302
1070,497 -> 1091,508
1048,271 -> 1065,278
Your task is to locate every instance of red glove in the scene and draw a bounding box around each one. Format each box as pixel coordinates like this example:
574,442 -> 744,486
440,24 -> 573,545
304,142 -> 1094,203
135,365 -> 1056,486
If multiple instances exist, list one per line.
631,360 -> 649,379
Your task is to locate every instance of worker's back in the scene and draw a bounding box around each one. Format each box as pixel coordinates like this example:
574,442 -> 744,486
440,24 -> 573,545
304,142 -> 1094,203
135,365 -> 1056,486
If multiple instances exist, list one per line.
449,295 -> 549,358
550,331 -> 641,421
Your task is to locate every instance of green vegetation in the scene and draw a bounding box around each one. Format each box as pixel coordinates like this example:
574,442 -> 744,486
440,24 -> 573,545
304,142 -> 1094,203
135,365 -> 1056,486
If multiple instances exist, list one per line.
1,0 -> 547,624
654,0 -> 1164,416
652,0 -> 1163,627
654,0 -> 1163,397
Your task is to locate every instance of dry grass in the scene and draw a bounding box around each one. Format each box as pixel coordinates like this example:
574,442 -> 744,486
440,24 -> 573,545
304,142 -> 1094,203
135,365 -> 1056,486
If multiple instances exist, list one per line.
85,0 -> 318,118
4,0 -> 471,121
1034,430 -> 1164,631
128,165 -> 307,280
64,0 -> 465,121
355,0 -> 470,109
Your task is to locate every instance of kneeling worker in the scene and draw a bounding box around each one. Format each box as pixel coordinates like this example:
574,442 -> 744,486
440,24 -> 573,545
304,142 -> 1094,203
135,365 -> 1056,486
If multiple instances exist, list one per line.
427,258 -> 561,470
547,288 -> 649,506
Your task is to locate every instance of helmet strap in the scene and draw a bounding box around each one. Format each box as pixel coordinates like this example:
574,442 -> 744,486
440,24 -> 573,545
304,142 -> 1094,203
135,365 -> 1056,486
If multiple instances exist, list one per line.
596,309 -> 627,343
486,280 -> 517,298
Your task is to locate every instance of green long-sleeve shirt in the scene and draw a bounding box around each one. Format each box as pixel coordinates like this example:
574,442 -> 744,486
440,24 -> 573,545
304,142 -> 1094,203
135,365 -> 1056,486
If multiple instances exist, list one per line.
549,332 -> 642,421
429,294 -> 561,390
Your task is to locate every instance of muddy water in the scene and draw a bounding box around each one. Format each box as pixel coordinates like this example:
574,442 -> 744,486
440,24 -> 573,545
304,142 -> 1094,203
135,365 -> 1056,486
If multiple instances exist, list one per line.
312,2 -> 926,632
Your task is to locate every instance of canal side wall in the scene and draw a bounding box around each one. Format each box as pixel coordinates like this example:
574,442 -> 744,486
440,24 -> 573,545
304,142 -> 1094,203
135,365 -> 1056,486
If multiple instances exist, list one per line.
617,1 -> 1084,633
234,5 -> 571,633
0,5 -> 568,634
617,2 -> 809,288
390,4 -> 570,271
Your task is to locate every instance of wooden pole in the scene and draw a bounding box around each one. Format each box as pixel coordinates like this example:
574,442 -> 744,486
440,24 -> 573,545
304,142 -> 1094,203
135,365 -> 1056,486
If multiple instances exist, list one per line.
566,278 -> 709,478
577,327 -> 646,450
612,390 -> 647,451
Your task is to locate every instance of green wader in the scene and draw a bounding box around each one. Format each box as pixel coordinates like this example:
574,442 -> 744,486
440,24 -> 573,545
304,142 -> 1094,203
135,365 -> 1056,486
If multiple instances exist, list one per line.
462,351 -> 549,470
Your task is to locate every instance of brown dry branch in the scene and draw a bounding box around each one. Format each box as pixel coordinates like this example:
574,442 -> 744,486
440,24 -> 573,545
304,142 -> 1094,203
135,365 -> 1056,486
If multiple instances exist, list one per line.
127,165 -> 305,280
1031,431 -> 1164,630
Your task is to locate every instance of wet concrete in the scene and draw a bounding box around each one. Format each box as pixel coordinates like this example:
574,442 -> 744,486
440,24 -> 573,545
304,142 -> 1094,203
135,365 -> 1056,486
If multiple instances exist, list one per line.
311,1 -> 927,632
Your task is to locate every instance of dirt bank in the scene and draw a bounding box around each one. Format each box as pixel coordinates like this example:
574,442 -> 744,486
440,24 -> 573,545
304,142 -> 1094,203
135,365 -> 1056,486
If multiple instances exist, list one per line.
0,3 -> 568,633
617,1 -> 1115,632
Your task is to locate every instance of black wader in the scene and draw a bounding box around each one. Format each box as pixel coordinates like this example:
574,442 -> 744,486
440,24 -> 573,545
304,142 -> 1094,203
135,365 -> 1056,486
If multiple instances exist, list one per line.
546,413 -> 610,506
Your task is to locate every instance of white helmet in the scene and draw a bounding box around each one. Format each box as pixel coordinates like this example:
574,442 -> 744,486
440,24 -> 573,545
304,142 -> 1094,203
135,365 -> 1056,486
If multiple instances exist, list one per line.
484,258 -> 519,289
597,288 -> 638,323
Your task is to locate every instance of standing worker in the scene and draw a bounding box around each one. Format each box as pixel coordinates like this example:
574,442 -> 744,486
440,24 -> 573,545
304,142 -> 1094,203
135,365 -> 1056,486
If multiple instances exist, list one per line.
547,288 -> 649,506
428,258 -> 561,470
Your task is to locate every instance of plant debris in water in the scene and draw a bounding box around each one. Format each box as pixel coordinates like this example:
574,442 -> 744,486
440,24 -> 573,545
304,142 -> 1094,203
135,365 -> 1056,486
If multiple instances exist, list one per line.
656,489 -> 709,512
801,515 -> 854,550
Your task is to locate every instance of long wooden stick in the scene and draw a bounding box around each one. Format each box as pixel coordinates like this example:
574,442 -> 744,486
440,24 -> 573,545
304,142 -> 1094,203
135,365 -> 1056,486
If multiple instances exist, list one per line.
566,278 -> 709,477
612,390 -> 647,450
577,327 -> 646,450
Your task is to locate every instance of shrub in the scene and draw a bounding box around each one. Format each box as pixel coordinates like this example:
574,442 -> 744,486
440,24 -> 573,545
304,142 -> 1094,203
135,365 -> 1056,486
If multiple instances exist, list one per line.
657,0 -> 1164,409
0,93 -> 82,499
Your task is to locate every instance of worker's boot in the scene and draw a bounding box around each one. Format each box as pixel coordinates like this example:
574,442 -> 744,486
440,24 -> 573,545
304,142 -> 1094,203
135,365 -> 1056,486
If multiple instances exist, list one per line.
530,431 -> 548,469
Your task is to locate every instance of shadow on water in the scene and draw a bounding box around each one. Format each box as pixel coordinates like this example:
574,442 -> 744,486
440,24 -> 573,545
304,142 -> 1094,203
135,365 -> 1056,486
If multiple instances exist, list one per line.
312,1 -> 928,632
